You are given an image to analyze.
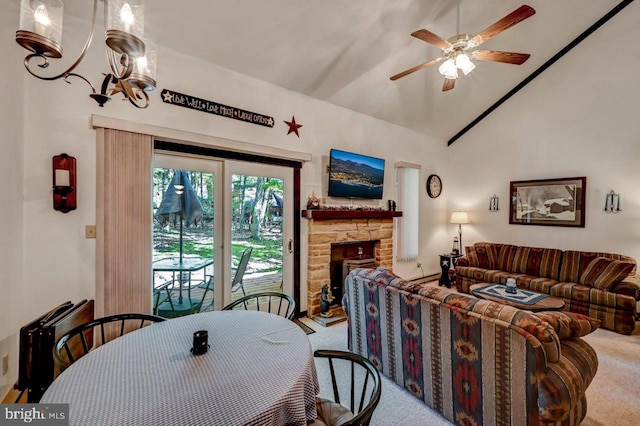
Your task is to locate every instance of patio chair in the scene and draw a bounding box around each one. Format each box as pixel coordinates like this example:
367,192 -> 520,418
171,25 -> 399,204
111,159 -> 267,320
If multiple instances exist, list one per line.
195,273 -> 215,313
312,350 -> 381,426
152,280 -> 175,316
221,292 -> 296,320
53,313 -> 166,373
231,247 -> 252,296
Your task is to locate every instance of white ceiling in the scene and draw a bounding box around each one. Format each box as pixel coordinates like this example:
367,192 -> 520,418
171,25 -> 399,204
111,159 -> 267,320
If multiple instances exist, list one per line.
142,0 -> 627,141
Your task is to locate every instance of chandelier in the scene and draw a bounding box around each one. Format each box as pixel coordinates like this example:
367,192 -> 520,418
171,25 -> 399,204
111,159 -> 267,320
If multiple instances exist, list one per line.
15,0 -> 157,109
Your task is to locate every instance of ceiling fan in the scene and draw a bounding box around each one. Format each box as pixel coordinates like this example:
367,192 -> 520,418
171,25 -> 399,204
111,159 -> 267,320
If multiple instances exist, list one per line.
390,4 -> 536,91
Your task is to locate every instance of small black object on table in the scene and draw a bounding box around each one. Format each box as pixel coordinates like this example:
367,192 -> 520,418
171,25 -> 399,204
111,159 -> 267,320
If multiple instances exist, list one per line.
439,253 -> 463,288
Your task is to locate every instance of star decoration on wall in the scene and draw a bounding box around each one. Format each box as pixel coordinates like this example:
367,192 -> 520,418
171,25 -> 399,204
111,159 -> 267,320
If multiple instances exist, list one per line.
284,116 -> 303,137
162,90 -> 174,102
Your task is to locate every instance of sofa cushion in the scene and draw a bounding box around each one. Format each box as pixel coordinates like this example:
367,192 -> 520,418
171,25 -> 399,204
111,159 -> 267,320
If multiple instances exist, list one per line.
417,289 -> 562,362
559,250 -> 637,283
496,244 -> 517,271
473,242 -> 501,269
517,276 -> 558,294
511,246 -> 563,280
578,257 -> 635,290
534,311 -> 600,340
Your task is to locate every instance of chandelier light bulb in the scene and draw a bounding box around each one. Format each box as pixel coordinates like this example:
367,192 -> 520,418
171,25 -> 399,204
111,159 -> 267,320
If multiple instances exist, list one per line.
455,53 -> 476,75
34,5 -> 51,26
137,55 -> 148,69
438,58 -> 458,80
120,3 -> 134,29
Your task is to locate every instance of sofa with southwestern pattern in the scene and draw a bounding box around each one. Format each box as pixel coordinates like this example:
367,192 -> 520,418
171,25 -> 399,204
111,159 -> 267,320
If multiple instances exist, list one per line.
343,267 -> 600,426
455,242 -> 640,335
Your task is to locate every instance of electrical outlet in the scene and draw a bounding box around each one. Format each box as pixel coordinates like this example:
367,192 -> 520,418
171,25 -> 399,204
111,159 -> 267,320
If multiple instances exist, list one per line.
85,225 -> 96,239
2,354 -> 8,375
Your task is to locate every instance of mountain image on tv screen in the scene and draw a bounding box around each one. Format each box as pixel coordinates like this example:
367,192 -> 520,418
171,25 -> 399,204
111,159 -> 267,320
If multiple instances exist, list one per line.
328,149 -> 385,199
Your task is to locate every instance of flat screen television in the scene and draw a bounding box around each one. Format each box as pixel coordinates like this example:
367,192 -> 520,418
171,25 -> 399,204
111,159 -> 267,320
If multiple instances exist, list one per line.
328,149 -> 385,199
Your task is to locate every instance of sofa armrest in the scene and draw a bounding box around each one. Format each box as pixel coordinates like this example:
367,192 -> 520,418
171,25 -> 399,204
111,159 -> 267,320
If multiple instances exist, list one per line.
456,256 -> 470,267
610,274 -> 640,300
538,338 -> 598,423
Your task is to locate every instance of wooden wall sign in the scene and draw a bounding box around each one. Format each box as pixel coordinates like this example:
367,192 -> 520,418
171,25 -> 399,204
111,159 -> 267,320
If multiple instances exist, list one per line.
161,89 -> 275,128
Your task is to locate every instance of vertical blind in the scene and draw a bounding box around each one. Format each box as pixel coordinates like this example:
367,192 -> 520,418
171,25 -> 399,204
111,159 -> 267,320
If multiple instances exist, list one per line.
395,163 -> 420,261
96,128 -> 153,317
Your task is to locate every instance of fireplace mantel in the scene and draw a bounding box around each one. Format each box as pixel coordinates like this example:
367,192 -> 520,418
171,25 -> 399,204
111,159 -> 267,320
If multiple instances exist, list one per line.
302,210 -> 402,220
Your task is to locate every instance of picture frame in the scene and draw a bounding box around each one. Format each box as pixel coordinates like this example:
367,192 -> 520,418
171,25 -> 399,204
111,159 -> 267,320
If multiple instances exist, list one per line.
509,177 -> 586,227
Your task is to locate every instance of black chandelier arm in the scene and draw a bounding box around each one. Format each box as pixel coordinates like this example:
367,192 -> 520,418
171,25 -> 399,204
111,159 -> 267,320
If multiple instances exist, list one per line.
115,80 -> 150,109
21,0 -> 98,83
91,74 -> 149,109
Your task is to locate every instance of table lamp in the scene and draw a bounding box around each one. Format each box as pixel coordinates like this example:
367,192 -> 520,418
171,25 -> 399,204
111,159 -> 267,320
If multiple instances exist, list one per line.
450,211 -> 469,255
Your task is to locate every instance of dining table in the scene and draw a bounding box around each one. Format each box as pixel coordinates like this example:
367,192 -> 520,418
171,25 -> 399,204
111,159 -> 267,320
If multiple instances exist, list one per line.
40,311 -> 320,426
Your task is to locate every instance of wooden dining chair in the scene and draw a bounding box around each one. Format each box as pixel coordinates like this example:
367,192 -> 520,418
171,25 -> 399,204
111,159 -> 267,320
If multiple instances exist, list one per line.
53,313 -> 166,372
221,292 -> 296,320
312,349 -> 382,426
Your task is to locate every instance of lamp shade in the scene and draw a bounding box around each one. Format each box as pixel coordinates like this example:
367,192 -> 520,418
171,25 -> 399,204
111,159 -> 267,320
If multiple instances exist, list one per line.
450,211 -> 469,225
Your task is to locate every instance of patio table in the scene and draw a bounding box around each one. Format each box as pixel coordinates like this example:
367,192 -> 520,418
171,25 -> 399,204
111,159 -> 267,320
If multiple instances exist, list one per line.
153,256 -> 214,306
41,311 -> 319,426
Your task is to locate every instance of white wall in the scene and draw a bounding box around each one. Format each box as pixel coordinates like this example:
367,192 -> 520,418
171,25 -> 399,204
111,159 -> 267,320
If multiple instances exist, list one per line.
0,0 -> 25,398
2,4 -> 447,392
447,1 -> 640,262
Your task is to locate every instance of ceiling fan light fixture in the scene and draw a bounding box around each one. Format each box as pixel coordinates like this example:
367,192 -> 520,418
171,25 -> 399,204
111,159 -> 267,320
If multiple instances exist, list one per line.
455,53 -> 476,75
438,58 -> 458,79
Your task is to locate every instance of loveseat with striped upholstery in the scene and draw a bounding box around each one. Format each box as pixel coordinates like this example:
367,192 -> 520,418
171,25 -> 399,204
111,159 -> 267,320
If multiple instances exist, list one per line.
344,267 -> 599,426
455,242 -> 640,334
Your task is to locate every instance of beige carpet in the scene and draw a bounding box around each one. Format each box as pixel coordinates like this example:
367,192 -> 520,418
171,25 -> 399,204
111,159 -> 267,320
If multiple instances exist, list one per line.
304,317 -> 640,425
581,328 -> 640,426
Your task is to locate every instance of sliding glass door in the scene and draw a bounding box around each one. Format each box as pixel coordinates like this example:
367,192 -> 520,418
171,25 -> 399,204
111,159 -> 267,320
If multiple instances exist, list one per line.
224,161 -> 294,306
152,154 -> 223,317
152,154 -> 294,316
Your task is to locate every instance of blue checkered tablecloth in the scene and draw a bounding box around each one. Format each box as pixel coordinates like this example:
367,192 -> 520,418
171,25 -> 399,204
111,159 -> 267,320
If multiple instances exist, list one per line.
41,311 -> 319,425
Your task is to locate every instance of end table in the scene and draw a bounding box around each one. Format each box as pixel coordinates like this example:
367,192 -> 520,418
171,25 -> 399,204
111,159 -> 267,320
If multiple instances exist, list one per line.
439,253 -> 462,288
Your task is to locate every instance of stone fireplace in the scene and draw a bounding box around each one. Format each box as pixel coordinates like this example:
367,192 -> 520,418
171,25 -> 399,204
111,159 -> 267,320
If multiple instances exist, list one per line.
303,209 -> 401,317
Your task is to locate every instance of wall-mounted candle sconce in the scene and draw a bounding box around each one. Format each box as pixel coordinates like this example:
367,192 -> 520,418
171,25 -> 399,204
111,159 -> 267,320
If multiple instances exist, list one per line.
53,153 -> 76,213
603,190 -> 621,214
489,194 -> 499,212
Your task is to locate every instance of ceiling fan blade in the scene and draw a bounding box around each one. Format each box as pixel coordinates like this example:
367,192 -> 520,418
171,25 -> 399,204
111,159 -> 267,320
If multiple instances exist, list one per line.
474,50 -> 531,65
411,29 -> 451,49
471,5 -> 536,47
442,78 -> 455,92
390,58 -> 440,81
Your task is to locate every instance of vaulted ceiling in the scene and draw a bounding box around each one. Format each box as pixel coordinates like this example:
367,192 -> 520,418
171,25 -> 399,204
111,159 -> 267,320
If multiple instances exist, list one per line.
142,0 -> 631,141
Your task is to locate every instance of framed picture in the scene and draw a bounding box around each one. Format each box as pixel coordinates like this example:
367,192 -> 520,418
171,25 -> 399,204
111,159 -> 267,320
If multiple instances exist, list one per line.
509,177 -> 586,227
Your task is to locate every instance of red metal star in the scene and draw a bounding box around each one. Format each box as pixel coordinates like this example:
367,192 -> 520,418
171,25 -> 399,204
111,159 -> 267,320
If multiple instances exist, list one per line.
284,116 -> 303,137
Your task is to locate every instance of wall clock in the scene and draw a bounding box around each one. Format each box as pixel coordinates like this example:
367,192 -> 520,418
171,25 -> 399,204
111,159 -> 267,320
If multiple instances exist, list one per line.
426,174 -> 442,198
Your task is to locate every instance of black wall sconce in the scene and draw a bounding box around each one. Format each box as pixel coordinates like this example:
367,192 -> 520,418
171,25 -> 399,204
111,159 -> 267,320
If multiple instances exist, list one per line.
52,153 -> 76,213
489,194 -> 499,212
603,190 -> 621,214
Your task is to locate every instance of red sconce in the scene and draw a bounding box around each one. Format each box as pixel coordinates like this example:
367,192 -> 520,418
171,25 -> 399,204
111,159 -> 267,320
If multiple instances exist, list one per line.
52,154 -> 76,213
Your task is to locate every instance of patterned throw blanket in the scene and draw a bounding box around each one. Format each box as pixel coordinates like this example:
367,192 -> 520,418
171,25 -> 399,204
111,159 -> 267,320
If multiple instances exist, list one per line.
473,283 -> 548,305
